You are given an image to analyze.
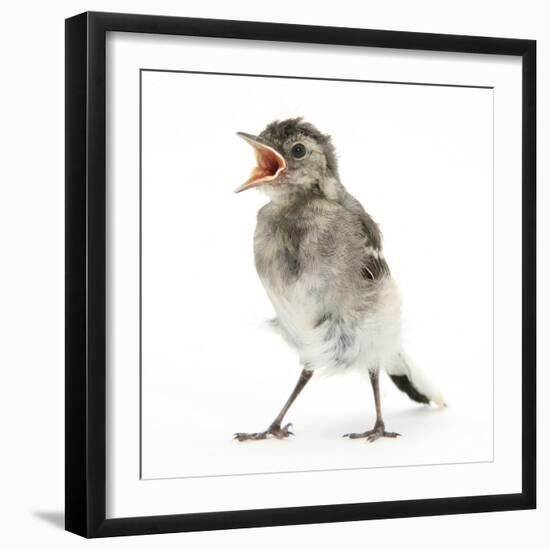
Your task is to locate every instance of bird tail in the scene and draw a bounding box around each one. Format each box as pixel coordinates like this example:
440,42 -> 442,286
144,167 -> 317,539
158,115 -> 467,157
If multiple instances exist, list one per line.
385,352 -> 446,408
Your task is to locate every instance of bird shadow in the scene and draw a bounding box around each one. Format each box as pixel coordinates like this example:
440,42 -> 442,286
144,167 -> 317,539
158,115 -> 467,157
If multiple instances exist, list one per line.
306,404 -> 448,439
33,510 -> 65,530
388,404 -> 448,420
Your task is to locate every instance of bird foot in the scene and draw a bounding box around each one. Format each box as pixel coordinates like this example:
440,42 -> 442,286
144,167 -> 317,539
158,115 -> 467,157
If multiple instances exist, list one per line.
343,423 -> 400,443
233,422 -> 294,442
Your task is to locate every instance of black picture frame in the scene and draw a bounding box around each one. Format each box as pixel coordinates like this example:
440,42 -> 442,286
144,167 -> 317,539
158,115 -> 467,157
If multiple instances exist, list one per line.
65,11 -> 536,538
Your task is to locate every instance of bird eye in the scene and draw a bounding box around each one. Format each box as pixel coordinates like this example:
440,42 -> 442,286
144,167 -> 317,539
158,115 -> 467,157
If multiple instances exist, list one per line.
291,143 -> 306,159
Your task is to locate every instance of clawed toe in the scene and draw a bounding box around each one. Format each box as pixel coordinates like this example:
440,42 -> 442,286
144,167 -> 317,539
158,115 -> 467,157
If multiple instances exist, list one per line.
233,431 -> 267,441
343,427 -> 401,442
233,422 -> 294,442
366,430 -> 400,442
275,422 -> 294,438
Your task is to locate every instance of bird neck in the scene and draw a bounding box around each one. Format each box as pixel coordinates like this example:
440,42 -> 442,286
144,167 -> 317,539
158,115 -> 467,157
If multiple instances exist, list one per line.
264,176 -> 345,208
263,184 -> 312,207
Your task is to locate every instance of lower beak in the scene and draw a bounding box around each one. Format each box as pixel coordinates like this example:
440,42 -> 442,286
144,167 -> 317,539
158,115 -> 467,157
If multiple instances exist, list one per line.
235,132 -> 286,193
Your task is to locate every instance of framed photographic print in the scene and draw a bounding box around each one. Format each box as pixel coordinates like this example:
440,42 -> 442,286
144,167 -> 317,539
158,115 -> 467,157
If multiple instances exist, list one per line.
65,11 -> 536,538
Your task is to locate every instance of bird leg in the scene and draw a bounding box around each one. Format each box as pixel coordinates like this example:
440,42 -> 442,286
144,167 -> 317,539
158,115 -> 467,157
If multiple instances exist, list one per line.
344,369 -> 400,442
234,368 -> 313,441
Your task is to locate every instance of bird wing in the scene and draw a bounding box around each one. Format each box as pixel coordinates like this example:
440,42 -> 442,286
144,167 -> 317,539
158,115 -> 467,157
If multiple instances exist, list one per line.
341,192 -> 391,282
360,242 -> 390,281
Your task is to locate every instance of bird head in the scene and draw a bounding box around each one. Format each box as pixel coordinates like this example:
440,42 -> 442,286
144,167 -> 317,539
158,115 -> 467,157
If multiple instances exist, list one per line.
235,118 -> 343,201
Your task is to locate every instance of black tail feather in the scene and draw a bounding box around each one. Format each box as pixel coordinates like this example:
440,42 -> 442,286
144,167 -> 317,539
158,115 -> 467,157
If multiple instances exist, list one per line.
389,374 -> 430,404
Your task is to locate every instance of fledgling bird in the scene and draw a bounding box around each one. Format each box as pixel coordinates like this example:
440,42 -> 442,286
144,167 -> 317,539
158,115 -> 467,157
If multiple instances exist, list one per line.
234,118 -> 445,443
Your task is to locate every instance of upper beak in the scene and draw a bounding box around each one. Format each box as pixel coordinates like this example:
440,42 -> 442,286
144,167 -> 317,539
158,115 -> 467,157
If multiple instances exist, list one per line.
235,132 -> 286,193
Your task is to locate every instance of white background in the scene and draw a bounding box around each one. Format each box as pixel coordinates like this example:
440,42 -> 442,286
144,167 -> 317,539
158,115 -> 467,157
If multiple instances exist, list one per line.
0,1 -> 546,549
140,71 -> 494,479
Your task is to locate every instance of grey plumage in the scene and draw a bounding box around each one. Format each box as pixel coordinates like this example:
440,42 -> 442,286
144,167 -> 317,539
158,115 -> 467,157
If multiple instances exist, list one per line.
234,118 -> 444,443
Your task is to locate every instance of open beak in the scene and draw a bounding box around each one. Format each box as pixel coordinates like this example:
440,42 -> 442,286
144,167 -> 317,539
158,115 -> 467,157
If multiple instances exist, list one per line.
235,132 -> 286,193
